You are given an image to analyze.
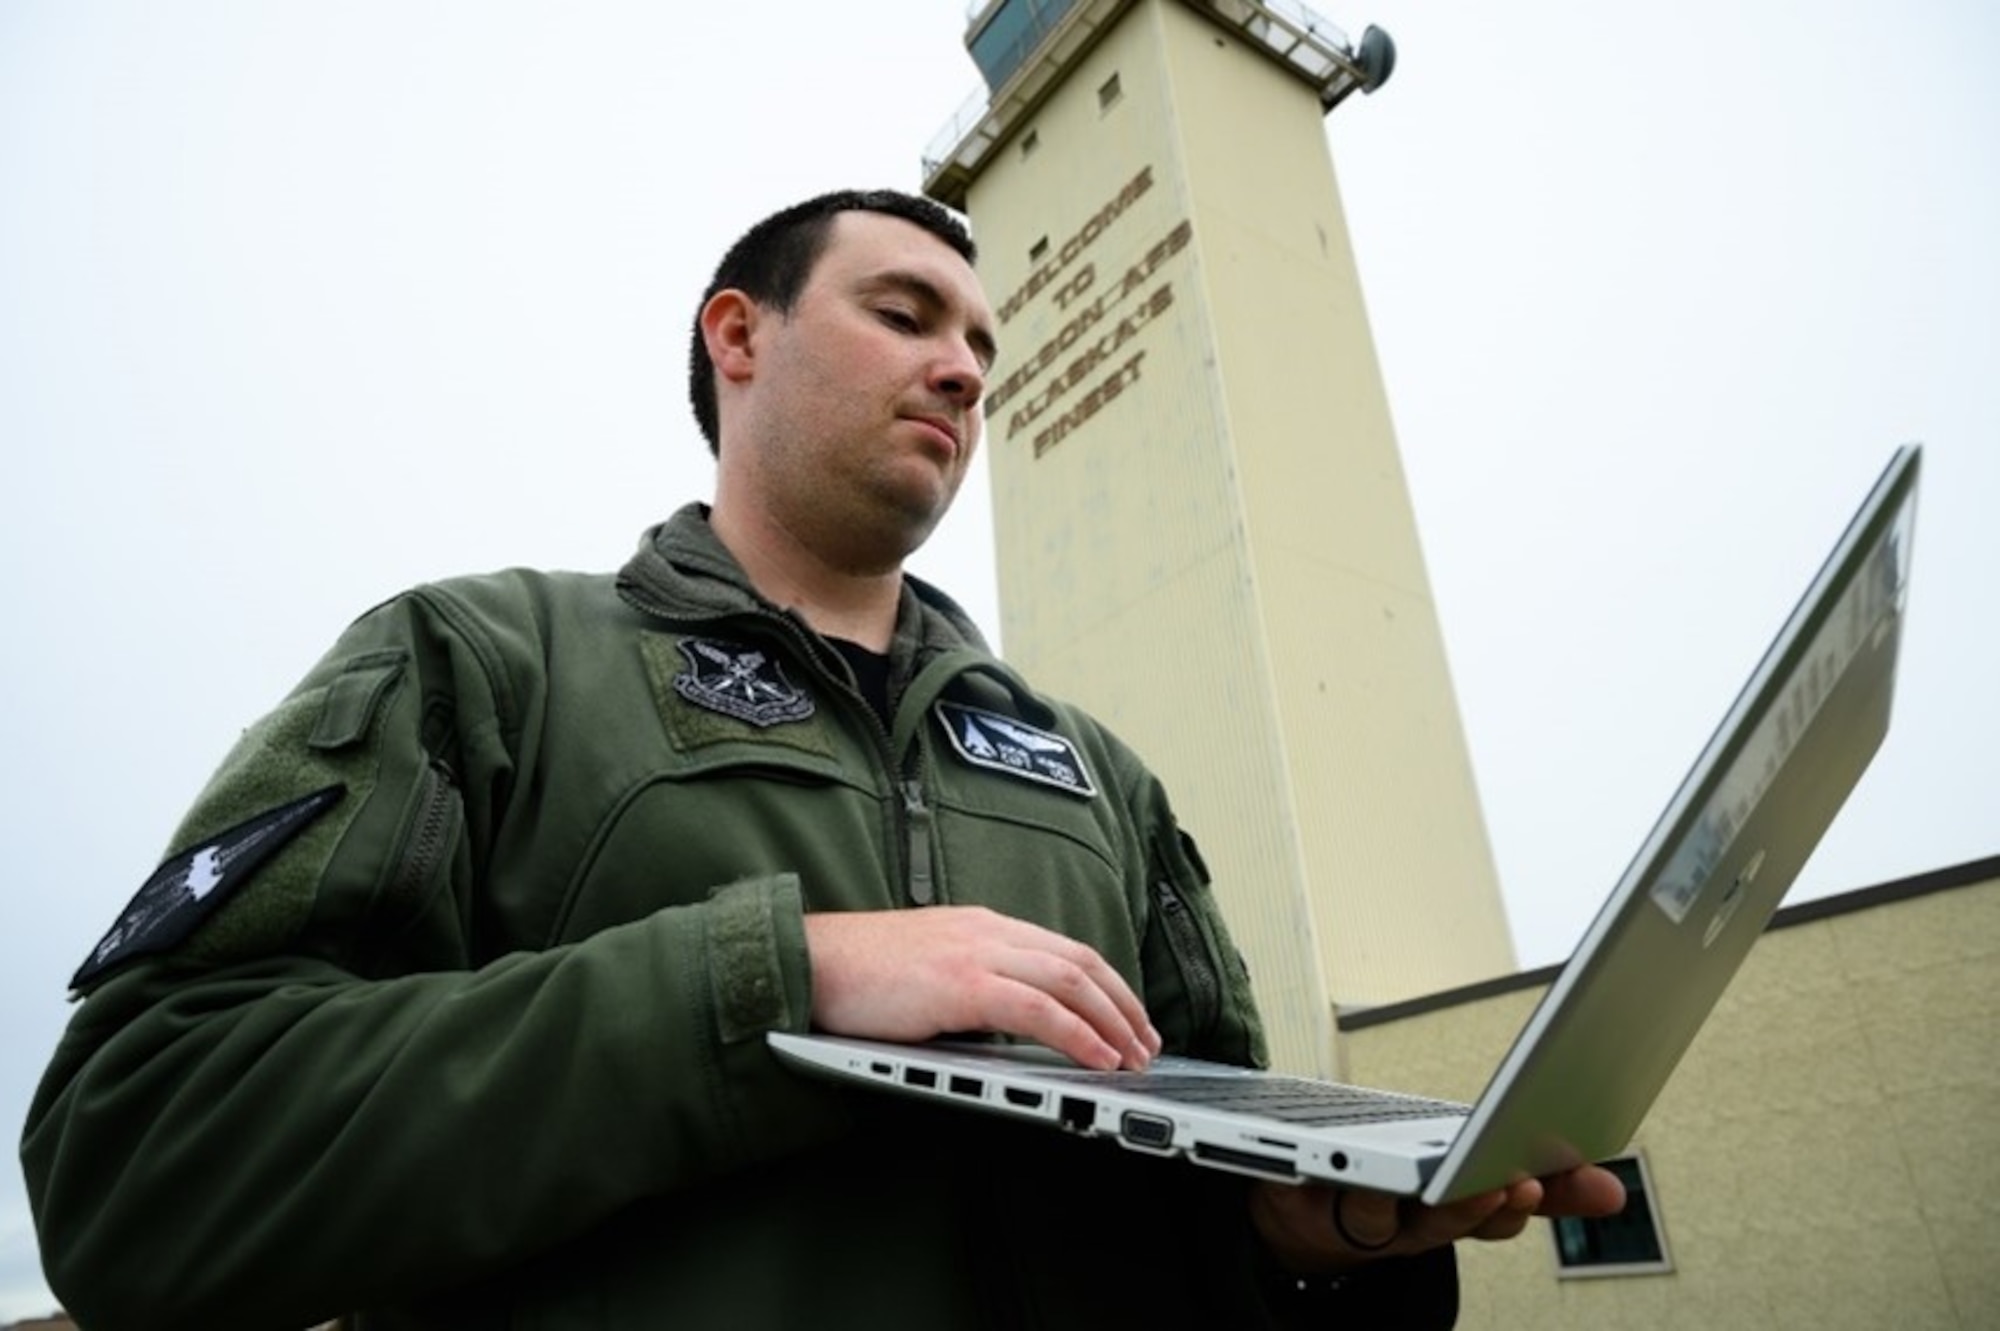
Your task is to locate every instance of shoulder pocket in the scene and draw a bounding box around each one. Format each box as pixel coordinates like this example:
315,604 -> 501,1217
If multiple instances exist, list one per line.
308,651 -> 409,751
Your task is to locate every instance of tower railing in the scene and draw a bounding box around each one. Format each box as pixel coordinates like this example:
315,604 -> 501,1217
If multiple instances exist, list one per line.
922,0 -> 1390,207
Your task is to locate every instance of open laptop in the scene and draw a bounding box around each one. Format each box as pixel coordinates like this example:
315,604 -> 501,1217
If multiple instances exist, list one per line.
770,444 -> 1922,1206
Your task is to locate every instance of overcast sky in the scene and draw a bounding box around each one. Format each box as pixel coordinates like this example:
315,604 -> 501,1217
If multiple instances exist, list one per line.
3,0 -> 1995,1315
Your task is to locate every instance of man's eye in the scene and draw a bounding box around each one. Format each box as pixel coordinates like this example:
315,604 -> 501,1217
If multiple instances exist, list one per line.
878,308 -> 920,332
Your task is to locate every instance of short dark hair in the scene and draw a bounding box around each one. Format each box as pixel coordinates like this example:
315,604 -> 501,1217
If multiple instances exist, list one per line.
688,189 -> 978,455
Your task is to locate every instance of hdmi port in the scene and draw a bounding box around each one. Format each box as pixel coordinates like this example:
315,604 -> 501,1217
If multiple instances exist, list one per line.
1003,1088 -> 1045,1109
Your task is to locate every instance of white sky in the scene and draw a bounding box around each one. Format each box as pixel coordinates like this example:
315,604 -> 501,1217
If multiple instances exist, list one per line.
2,0 -> 1995,1315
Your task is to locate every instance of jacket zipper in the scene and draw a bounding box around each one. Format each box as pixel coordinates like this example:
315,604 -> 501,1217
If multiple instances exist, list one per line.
1152,876 -> 1220,1043
751,608 -> 938,909
900,779 -> 936,906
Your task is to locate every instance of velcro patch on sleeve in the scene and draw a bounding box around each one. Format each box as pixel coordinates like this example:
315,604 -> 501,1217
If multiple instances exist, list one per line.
934,701 -> 1097,798
74,785 -> 345,989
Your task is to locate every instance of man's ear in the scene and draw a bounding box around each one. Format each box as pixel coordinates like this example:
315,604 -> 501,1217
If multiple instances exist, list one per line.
700,289 -> 761,387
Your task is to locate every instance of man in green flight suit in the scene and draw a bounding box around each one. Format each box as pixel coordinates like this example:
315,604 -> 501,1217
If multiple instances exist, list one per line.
23,188 -> 1622,1329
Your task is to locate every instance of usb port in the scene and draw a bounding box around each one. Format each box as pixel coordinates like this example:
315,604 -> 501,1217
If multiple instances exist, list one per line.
904,1067 -> 937,1090
949,1075 -> 984,1099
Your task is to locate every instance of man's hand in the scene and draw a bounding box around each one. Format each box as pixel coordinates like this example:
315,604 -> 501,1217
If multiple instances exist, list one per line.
804,906 -> 1162,1071
1249,1164 -> 1628,1274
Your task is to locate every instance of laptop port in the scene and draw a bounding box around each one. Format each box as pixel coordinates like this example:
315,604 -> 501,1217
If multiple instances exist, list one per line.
1119,1112 -> 1174,1151
904,1067 -> 937,1090
1058,1096 -> 1095,1132
1003,1087 -> 1046,1109
949,1075 -> 984,1099
1193,1142 -> 1298,1180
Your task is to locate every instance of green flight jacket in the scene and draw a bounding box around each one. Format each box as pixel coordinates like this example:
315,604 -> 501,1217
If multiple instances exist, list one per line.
23,506 -> 1456,1329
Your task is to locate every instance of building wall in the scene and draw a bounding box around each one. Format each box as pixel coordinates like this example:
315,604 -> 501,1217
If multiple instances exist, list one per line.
1157,2 -> 1513,1016
948,0 -> 1513,1073
964,0 -> 1332,1072
1338,865 -> 2000,1329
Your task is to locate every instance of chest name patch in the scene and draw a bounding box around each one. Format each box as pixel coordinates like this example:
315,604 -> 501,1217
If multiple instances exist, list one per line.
74,784 -> 345,989
935,701 -> 1097,799
674,638 -> 816,728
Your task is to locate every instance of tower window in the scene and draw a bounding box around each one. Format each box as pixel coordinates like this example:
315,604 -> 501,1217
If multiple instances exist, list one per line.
1021,128 -> 1040,157
1028,236 -> 1050,262
1550,1154 -> 1673,1278
1098,72 -> 1122,111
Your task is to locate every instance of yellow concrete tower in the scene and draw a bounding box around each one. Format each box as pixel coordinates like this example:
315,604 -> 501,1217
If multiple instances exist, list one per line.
925,0 -> 1514,1075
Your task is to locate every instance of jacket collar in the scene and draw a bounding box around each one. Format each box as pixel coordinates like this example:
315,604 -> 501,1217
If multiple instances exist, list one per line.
615,503 -> 994,658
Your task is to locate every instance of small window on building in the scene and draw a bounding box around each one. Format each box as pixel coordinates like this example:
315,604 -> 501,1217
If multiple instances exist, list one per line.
1550,1154 -> 1673,1278
1020,128 -> 1040,158
1028,236 -> 1050,262
1098,72 -> 1122,112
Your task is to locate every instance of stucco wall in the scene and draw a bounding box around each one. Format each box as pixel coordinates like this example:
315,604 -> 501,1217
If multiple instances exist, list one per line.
1338,868 -> 2000,1329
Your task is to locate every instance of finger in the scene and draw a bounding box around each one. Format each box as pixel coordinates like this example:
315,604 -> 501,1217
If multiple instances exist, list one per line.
1069,944 -> 1162,1057
957,975 -> 1116,1069
1536,1164 -> 1627,1218
989,945 -> 1156,1067
947,911 -> 1156,1063
1468,1208 -> 1536,1243
803,907 -> 1161,1067
992,917 -> 1160,1058
1463,1190 -> 1538,1243
975,967 -> 1157,1071
1395,1188 -> 1511,1250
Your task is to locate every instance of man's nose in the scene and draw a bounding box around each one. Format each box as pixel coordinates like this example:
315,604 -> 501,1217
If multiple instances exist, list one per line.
931,340 -> 987,407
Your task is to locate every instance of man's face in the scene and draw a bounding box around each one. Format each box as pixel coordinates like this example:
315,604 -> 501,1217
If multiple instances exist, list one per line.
729,210 -> 998,569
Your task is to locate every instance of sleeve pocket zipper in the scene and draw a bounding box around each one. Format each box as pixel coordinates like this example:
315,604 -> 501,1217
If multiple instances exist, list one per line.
1151,876 -> 1221,1045
389,759 -> 462,910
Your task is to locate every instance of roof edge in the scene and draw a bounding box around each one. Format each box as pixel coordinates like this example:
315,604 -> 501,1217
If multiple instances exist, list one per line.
1336,852 -> 2000,1031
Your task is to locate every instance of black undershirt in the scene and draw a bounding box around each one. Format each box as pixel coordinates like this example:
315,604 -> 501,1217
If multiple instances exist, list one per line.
827,637 -> 893,725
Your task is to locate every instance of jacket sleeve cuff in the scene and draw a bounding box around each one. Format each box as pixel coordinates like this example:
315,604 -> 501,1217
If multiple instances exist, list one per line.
702,873 -> 812,1044
696,874 -> 852,1167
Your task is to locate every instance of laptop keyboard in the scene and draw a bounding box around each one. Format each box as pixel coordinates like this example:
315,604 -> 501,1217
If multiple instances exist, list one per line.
1045,1071 -> 1470,1127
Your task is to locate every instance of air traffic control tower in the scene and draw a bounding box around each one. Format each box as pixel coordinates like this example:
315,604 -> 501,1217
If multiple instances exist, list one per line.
923,0 -> 1516,1075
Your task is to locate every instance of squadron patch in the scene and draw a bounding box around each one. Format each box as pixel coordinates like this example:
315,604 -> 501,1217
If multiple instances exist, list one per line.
73,785 -> 345,989
934,701 -> 1097,798
673,638 -> 815,728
